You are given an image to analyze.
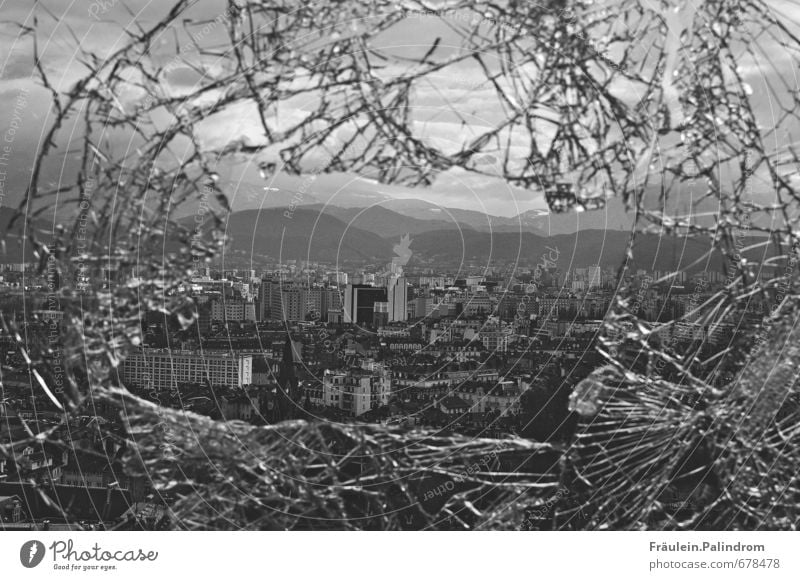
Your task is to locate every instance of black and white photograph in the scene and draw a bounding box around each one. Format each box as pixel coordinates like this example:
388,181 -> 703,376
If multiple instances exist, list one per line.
0,0 -> 799,577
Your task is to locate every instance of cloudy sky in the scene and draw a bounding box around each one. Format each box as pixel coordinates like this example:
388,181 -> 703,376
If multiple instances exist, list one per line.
1,0 -> 799,221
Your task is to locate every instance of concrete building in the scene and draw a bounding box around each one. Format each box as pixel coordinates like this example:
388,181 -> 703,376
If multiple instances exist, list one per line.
343,284 -> 387,326
265,282 -> 341,322
211,299 -> 256,322
122,348 -> 253,389
387,276 -> 408,322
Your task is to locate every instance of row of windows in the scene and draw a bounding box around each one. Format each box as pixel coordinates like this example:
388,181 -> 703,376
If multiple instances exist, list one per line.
127,359 -> 242,366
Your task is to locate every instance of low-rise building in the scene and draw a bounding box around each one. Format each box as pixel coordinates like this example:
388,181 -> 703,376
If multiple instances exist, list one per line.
121,348 -> 253,389
322,368 -> 392,416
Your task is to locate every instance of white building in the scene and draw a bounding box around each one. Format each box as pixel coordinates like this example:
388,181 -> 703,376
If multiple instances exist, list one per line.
387,276 -> 408,322
122,349 -> 253,389
322,368 -> 392,416
211,299 -> 257,322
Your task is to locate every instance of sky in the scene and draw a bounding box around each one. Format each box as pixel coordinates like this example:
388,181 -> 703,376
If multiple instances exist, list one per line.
1,0 -> 799,220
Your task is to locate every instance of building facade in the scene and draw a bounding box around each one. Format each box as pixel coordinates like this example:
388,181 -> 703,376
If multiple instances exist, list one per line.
322,368 -> 392,416
387,276 -> 408,322
343,284 -> 387,326
122,349 -> 253,389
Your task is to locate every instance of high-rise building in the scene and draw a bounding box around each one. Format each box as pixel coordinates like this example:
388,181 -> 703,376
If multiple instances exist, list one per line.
267,284 -> 340,322
211,299 -> 256,322
304,288 -> 325,320
343,284 -> 387,326
259,277 -> 278,319
326,288 -> 342,314
268,283 -> 302,322
387,276 -> 408,322
414,296 -> 433,318
195,302 -> 212,335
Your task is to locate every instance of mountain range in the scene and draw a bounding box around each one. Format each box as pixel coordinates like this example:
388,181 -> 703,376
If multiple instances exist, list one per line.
199,207 -> 778,273
0,194 -> 781,276
225,179 -> 634,237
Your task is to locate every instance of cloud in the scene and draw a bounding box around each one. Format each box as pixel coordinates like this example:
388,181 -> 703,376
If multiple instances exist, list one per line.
0,48 -> 36,81
0,0 -> 794,223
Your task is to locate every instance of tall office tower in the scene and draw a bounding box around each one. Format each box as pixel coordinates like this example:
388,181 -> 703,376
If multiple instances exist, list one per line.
277,286 -> 305,321
387,276 -> 408,322
303,288 -> 324,320
326,288 -> 342,312
343,284 -> 356,323
343,284 -> 387,326
267,280 -> 306,321
259,277 -> 278,319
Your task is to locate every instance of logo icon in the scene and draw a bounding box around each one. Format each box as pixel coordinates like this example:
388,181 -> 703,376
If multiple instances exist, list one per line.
20,540 -> 46,568
387,233 -> 413,276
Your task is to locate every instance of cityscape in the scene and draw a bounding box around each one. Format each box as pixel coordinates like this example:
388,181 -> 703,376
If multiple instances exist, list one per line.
0,224 -> 785,529
1,0 -> 799,550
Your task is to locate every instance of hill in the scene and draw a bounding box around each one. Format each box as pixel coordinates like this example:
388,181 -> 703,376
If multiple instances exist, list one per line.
211,208 -> 394,263
303,203 -> 469,238
407,228 -> 777,273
